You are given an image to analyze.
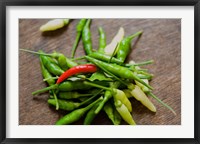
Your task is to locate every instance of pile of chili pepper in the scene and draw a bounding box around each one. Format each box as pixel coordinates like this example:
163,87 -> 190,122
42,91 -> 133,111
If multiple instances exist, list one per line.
20,19 -> 176,125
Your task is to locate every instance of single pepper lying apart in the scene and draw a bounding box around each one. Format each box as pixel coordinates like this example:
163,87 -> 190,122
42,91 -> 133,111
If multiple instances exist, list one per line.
21,19 -> 176,125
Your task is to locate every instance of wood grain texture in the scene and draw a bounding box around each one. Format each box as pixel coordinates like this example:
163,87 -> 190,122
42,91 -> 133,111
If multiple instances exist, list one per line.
19,19 -> 181,125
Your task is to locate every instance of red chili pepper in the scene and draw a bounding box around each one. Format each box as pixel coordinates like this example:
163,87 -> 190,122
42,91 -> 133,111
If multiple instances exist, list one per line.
56,64 -> 97,84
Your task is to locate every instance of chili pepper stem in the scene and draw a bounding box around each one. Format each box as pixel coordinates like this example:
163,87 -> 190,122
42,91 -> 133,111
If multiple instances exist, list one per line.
53,91 -> 59,110
137,75 -> 152,80
148,92 -> 176,115
32,84 -> 58,95
129,30 -> 143,40
20,49 -> 53,57
84,81 -> 111,91
126,60 -> 154,67
43,76 -> 59,82
78,93 -> 94,97
71,56 -> 85,61
137,71 -> 153,77
71,32 -> 81,58
85,19 -> 91,26
134,60 -> 154,66
79,89 -> 103,107
137,68 -> 148,72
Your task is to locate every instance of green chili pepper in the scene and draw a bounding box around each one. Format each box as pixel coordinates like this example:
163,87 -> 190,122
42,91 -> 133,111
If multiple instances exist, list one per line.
56,97 -> 103,125
57,54 -> 69,71
82,19 -> 93,55
48,99 -> 80,111
114,89 -> 132,112
83,101 -> 101,125
95,90 -> 112,114
39,54 -> 55,86
44,56 -> 58,65
40,55 -> 64,76
98,27 -> 106,53
114,100 -> 136,125
65,57 -> 78,68
58,81 -> 92,91
103,102 -> 121,125
48,91 -> 102,111
46,51 -> 78,68
116,31 -> 143,62
135,79 -> 149,93
88,52 -> 123,64
83,81 -> 135,125
32,81 -> 92,95
58,91 -> 93,99
85,56 -> 153,90
71,19 -> 87,58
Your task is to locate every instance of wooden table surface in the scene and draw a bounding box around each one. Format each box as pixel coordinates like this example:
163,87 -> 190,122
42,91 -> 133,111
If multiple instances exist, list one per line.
19,19 -> 181,125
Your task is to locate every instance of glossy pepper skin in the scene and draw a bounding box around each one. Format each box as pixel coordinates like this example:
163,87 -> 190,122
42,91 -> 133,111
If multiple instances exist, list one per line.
58,91 -> 92,99
55,97 -> 102,125
95,90 -> 112,114
82,19 -> 93,55
116,31 -> 143,62
48,99 -> 80,111
85,56 -> 152,90
46,52 -> 78,68
103,102 -> 121,125
58,81 -> 92,91
39,55 -> 55,86
98,27 -> 106,53
58,54 -> 69,71
39,51 -> 59,110
40,55 -> 64,76
71,19 -> 87,58
114,100 -> 136,125
56,64 -> 97,84
83,101 -> 101,125
88,52 -> 123,65
32,81 -> 92,95
45,51 -> 78,68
